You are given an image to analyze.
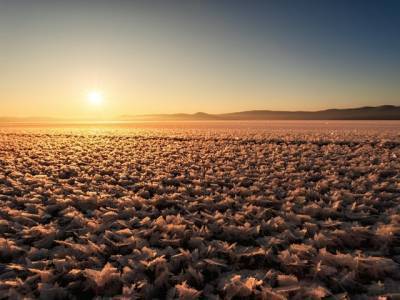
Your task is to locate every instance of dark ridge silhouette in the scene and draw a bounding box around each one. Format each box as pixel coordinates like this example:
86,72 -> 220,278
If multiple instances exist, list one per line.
120,105 -> 400,121
1,105 -> 399,123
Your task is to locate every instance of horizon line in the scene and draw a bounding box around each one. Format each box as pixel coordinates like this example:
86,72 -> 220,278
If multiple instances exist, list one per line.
0,104 -> 398,121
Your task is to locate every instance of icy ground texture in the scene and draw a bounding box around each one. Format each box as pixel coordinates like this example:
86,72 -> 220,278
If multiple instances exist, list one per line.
0,124 -> 399,299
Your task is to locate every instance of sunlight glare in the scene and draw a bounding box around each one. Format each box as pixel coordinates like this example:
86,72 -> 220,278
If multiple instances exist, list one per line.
87,91 -> 104,106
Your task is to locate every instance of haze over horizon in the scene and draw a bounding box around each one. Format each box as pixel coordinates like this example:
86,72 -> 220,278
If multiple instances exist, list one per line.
1,0 -> 400,119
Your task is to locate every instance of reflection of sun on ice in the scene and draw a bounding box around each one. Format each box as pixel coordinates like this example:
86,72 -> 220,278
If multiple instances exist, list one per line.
87,90 -> 104,106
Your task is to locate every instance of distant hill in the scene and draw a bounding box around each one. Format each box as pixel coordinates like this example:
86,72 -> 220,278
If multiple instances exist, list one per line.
1,105 -> 399,123
120,105 -> 400,121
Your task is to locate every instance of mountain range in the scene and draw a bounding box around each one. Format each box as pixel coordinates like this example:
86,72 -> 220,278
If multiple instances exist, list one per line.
1,105 -> 399,122
120,105 -> 400,121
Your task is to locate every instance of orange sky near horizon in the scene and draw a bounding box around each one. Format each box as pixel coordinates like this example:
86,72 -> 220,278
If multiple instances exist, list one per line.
1,1 -> 399,119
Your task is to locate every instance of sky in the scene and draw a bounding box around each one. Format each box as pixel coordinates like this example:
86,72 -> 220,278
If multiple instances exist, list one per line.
0,0 -> 399,118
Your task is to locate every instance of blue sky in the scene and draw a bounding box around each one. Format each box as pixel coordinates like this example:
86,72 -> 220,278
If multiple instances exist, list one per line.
0,0 -> 399,117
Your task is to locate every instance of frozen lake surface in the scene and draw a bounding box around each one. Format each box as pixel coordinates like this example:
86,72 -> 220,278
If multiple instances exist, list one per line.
0,121 -> 399,298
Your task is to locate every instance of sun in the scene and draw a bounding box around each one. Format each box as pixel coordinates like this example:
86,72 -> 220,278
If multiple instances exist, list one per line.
87,90 -> 104,105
